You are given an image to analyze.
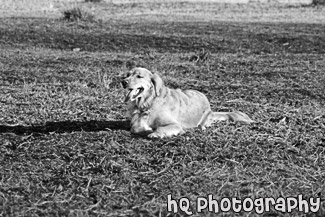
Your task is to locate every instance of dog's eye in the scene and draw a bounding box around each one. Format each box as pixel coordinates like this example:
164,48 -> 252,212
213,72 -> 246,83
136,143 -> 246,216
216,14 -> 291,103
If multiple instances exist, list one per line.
137,75 -> 143,78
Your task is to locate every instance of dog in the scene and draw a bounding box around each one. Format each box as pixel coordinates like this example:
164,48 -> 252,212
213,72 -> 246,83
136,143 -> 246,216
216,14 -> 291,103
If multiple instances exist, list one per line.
121,67 -> 253,138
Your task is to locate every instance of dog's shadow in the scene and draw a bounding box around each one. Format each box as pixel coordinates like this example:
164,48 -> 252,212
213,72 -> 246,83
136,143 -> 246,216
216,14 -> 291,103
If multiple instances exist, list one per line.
0,120 -> 130,136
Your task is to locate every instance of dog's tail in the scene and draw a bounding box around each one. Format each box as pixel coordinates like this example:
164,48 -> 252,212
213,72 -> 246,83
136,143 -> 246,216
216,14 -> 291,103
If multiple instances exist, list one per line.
198,111 -> 254,129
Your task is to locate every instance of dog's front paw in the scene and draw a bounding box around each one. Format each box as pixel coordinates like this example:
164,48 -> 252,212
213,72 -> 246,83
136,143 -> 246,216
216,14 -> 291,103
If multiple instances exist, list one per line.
148,132 -> 164,139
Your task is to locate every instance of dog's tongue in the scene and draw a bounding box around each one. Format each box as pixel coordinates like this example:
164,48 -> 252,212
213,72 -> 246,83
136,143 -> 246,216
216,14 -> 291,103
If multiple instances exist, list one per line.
124,90 -> 133,102
124,88 -> 143,102
124,89 -> 138,102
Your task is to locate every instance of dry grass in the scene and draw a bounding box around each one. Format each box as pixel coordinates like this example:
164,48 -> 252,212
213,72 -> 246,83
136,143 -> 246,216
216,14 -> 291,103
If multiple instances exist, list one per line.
62,7 -> 95,22
0,1 -> 325,217
85,0 -> 102,2
1,0 -> 325,23
313,0 -> 325,5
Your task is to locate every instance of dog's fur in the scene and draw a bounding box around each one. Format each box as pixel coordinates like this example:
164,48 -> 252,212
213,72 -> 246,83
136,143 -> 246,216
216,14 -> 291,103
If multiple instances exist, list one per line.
121,67 -> 253,138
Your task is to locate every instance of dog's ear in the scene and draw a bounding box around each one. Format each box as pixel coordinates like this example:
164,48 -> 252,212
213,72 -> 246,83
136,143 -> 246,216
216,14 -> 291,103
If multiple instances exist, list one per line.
151,73 -> 164,97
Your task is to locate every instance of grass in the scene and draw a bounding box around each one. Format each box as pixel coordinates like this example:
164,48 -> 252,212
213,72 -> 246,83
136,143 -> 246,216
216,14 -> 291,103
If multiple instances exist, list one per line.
313,0 -> 325,5
62,7 -> 95,22
85,0 -> 102,2
0,1 -> 325,217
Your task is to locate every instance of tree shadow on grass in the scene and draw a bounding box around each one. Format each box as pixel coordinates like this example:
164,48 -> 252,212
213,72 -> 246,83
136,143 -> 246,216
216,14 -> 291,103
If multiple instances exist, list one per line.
0,120 -> 130,136
1,18 -> 324,54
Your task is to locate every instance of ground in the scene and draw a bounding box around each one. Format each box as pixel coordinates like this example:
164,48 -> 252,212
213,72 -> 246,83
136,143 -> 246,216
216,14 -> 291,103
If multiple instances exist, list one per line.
0,1 -> 324,216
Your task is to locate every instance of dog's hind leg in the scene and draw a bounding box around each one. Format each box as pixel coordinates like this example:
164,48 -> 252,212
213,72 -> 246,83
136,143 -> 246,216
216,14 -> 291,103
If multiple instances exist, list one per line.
198,111 -> 254,130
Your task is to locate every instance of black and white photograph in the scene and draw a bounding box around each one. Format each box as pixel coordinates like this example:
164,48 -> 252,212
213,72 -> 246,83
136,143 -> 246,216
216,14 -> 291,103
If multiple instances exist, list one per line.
0,0 -> 324,216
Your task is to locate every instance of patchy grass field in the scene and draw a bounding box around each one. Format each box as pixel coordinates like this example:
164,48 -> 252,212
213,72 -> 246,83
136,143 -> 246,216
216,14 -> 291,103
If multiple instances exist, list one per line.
0,1 -> 325,216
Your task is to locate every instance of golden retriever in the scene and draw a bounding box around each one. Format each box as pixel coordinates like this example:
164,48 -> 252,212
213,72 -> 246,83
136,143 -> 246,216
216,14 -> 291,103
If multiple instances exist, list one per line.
121,67 -> 253,138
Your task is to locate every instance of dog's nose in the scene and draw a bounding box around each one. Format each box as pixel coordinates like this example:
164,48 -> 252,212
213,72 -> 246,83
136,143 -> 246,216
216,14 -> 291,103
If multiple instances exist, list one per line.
121,80 -> 128,88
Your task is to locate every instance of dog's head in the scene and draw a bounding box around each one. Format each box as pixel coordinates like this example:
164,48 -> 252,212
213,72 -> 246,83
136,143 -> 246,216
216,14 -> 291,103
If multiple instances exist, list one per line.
121,67 -> 164,106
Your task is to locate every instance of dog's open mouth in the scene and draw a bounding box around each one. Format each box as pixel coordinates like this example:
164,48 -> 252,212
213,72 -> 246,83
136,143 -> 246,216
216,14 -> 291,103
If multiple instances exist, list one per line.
124,87 -> 144,102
